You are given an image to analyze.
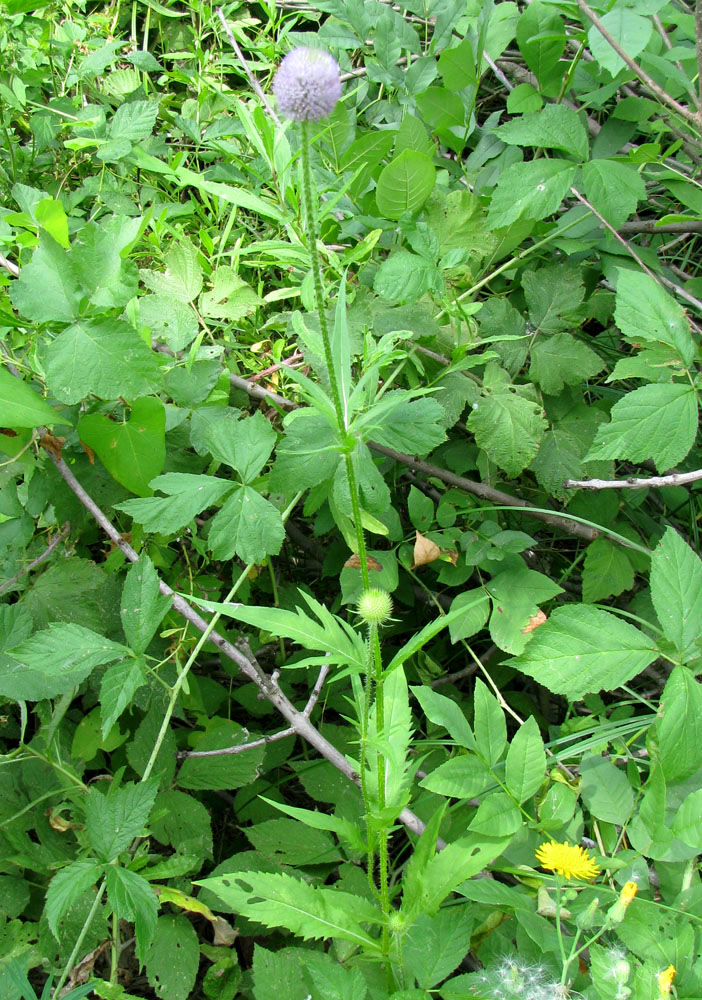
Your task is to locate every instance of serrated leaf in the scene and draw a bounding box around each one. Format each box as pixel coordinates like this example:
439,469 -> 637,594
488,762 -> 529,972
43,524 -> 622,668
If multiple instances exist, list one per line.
419,755 -> 493,799
177,718 -> 265,790
582,537 -> 635,603
0,365 -> 72,428
151,789 -> 213,858
357,393 -> 446,455
508,605 -> 657,700
100,656 -> 147,737
650,527 -> 702,655
516,2 -> 564,81
142,238 -> 202,302
9,623 -> 130,697
269,409 -> 341,494
523,263 -> 585,334
614,269 -> 694,366
505,717 -> 546,803
469,792 -> 521,836
115,473 -> 233,534
46,318 -> 162,404
78,397 -> 166,497
199,266 -> 262,321
207,486 -> 285,564
587,9 -> 652,76
473,678 -> 506,766
582,160 -> 646,228
105,866 -> 158,961
373,251 -> 443,304
45,859 -> 104,939
486,567 -> 563,655
487,159 -> 576,228
657,666 -> 702,782
530,333 -> 603,394
110,100 -> 158,142
139,295 -> 198,351
375,150 -> 436,220
9,233 -> 81,322
495,104 -> 588,160
585,382 -> 697,472
403,907 -> 474,988
86,780 -> 158,861
121,555 -> 172,654
146,914 -> 199,1000
197,871 -> 382,949
467,387 -> 547,478
205,410 -> 276,482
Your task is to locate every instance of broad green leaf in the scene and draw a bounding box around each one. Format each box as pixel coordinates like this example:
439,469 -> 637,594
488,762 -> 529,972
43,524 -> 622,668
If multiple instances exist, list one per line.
415,88 -> 466,151
115,473 -> 233,534
487,160 -> 576,228
467,386 -> 547,478
509,605 -> 657,700
245,818 -> 342,865
196,872 -> 382,950
269,409 -> 341,494
657,666 -> 702,781
151,789 -> 213,858
516,2 -> 564,82
411,685 -> 476,751
531,424 -> 611,503
191,592 -> 367,674
78,397 -> 166,497
614,269 -> 694,366
252,945 -> 309,1000
0,365 -> 72,428
529,334 -> 604,394
438,37 -> 477,91
448,589 -> 491,643
303,952 -> 368,1000
9,623 -> 130,698
375,150 -> 436,220
580,755 -> 634,825
585,383 -> 698,472
582,537 -> 635,604
199,266 -> 262,321
46,318 -> 162,404
177,718 -> 266,790
408,485 -> 434,531
486,567 -> 563,655
100,656 -> 147,738
582,160 -> 646,228
205,411 -> 276,482
423,188 -> 497,260
139,295 -> 198,351
357,393 -> 446,455
105,866 -> 158,961
671,788 -> 702,850
146,914 -> 199,1000
469,792 -> 522,835
505,716 -> 545,803
523,263 -> 585,334
142,237 -> 202,302
587,9 -> 652,76
86,780 -> 158,861
45,859 -> 104,938
9,233 -> 81,322
419,755 -> 493,798
35,197 -> 69,248
473,679 -> 506,766
110,100 -> 158,142
207,486 -> 285,564
120,555 -> 172,654
650,527 -> 702,654
72,215 -> 142,310
495,104 -> 588,161
403,907 -> 474,988
373,251 -> 443,304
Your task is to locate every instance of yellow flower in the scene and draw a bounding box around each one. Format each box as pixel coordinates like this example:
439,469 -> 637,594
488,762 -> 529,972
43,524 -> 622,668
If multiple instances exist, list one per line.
620,880 -> 638,903
535,840 -> 600,881
657,965 -> 675,997
607,879 -> 638,924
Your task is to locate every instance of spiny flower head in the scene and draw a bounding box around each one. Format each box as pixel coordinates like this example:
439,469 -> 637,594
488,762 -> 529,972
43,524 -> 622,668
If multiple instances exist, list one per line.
535,840 -> 600,881
272,47 -> 341,122
357,588 -> 393,626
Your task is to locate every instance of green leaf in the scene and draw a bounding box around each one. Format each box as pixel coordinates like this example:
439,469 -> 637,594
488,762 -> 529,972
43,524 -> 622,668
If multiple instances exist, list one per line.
530,334 -> 604,395
415,88 -> 466,152
580,755 -> 634,825
585,383 -> 698,472
523,263 -> 585,334
473,679 -> 506,766
375,150 -> 436,220
419,755 -> 493,798
671,788 -> 702,850
373,251 -> 443,304
486,566 -> 563,655
78,397 -> 166,497
110,100 -> 158,142
105,866 -> 158,961
587,9 -> 652,76
487,160 -> 576,228
146,914 -> 199,1000
505,717 -> 545,803
151,789 -> 213,858
127,702 -> 177,786
467,385 -> 547,478
115,473 -> 233,534
9,623 -> 130,698
120,555 -> 172,655
35,197 -> 70,248
207,486 -> 285,564
205,411 -> 276,482
72,215 -> 141,310
245,818 -> 342,865
9,234 -> 81,322
614,269 -> 694,366
269,409 -> 341,494
45,859 -> 104,939
177,718 -> 266,790
303,952 -> 368,1000
650,527 -> 702,655
582,537 -> 635,604
46,319 -> 162,404
100,656 -> 147,738
258,796 -> 365,853
516,2 -> 565,82
142,237 -> 202,302
448,589 -> 491,643
139,295 -> 198,351
385,599 -> 485,676
196,871 -> 382,950
86,780 -> 158,861
582,160 -> 646,229
508,605 -> 657,700
656,666 -> 702,782
438,37 -> 477,91
199,266 -> 262,321
411,685 -> 476,751
495,104 -> 588,161
469,792 -> 522,836
403,907 -> 474,988
0,365 -> 72,428
357,393 -> 446,455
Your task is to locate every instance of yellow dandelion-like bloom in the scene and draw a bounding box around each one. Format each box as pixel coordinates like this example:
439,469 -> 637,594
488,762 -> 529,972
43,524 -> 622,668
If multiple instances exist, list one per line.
535,840 -> 600,881
657,965 -> 675,997
620,880 -> 638,903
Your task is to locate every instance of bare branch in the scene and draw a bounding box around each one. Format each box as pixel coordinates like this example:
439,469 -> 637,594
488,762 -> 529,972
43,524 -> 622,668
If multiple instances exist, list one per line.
564,469 -> 702,490
178,726 -> 295,759
215,8 -> 281,126
619,220 -> 702,235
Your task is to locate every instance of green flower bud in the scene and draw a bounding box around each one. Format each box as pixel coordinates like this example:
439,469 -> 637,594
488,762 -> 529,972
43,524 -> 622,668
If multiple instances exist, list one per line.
357,588 -> 393,625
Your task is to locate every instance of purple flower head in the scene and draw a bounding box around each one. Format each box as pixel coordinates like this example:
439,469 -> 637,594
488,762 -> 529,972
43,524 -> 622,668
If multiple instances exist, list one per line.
272,47 -> 341,122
